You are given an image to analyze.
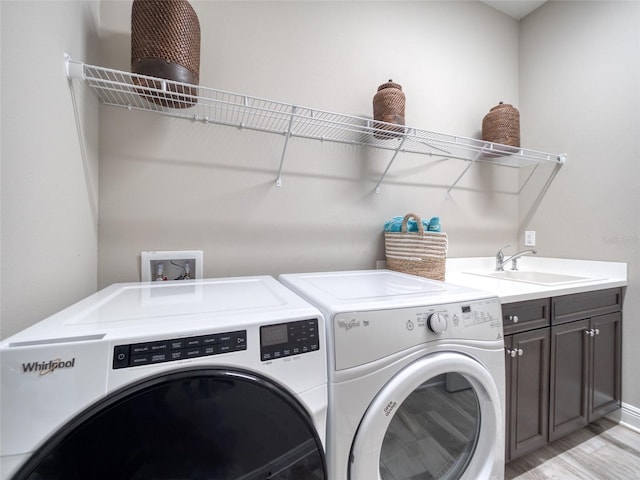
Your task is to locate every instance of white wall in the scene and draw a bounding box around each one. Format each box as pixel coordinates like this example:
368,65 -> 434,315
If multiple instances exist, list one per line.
98,0 -> 527,286
0,1 -> 100,339
520,1 -> 640,413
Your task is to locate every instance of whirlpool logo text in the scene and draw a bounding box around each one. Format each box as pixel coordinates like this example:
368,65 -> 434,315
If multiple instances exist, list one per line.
337,319 -> 360,331
22,358 -> 76,376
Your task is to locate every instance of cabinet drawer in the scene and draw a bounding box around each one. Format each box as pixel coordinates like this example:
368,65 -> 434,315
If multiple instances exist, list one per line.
503,298 -> 550,335
552,288 -> 622,325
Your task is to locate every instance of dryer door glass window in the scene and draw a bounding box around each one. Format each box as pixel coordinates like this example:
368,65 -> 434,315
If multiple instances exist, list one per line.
14,368 -> 326,480
380,373 -> 480,479
349,352 -> 503,480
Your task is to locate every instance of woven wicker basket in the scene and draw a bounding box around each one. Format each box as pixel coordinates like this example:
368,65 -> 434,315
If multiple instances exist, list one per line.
482,102 -> 520,155
131,0 -> 200,108
373,80 -> 406,139
384,213 -> 448,281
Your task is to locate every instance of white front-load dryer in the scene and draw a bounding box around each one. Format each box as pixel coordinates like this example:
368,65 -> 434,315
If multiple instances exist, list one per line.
1,276 -> 327,480
279,269 -> 506,480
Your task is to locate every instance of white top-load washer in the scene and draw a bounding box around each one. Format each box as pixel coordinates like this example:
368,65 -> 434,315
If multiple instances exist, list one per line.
1,276 -> 328,480
279,269 -> 505,480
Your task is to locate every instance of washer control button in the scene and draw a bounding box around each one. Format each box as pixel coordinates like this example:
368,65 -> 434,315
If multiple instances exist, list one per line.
427,313 -> 448,334
112,329 -> 246,369
113,345 -> 130,369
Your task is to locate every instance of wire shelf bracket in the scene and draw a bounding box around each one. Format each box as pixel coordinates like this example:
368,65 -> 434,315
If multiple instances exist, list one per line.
445,146 -> 487,199
276,106 -> 296,187
374,134 -> 409,194
65,55 -> 567,194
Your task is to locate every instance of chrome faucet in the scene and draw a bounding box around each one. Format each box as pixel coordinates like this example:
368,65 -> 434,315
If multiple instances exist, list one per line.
496,245 -> 537,271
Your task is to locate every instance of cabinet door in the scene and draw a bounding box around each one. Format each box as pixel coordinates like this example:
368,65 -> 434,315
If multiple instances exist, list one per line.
504,335 -> 512,463
507,328 -> 550,461
549,319 -> 589,442
590,312 -> 622,421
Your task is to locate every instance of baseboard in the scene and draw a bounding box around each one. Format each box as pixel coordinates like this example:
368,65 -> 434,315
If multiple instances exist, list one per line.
606,402 -> 640,433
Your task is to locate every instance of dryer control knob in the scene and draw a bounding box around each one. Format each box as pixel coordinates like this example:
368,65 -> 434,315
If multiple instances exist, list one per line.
427,313 -> 448,334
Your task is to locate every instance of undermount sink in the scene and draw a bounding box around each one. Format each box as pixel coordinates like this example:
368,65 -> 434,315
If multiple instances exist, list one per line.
466,270 -> 602,286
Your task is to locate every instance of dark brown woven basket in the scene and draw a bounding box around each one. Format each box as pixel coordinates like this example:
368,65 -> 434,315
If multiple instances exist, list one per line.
373,80 -> 406,139
482,102 -> 520,154
131,0 -> 200,108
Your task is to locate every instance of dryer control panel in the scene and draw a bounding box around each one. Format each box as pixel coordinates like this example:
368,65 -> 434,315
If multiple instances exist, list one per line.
113,330 -> 247,369
332,296 -> 502,370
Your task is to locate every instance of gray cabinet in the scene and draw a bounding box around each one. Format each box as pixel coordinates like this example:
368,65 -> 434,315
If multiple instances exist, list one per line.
549,289 -> 622,441
503,298 -> 550,462
504,288 -> 622,462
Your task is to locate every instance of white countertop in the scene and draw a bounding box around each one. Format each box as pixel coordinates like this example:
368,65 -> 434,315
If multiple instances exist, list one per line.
445,257 -> 627,303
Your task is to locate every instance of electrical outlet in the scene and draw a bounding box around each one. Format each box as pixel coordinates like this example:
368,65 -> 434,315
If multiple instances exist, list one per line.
524,231 -> 536,247
141,250 -> 203,282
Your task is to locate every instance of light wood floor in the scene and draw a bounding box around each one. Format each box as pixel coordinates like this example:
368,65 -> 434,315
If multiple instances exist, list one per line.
506,418 -> 640,479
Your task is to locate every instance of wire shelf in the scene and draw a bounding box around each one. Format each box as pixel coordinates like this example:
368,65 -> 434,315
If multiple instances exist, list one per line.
65,56 -> 566,193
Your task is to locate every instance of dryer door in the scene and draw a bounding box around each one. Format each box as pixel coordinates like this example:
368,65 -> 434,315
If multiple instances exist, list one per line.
12,368 -> 326,480
350,352 -> 503,480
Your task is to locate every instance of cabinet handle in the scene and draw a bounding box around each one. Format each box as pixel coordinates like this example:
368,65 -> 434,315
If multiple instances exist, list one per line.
509,315 -> 519,323
505,348 -> 523,358
585,328 -> 599,337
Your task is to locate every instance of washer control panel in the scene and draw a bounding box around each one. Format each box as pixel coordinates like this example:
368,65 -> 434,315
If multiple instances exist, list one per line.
113,330 -> 247,369
260,318 -> 320,362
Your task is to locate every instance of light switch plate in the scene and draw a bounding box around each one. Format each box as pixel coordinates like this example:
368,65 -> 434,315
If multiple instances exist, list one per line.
525,231 -> 536,247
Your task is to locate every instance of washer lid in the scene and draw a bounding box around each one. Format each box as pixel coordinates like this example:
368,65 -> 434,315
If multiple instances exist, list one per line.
280,270 -> 493,312
301,270 -> 446,299
2,276 -> 320,345
67,278 -> 287,325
